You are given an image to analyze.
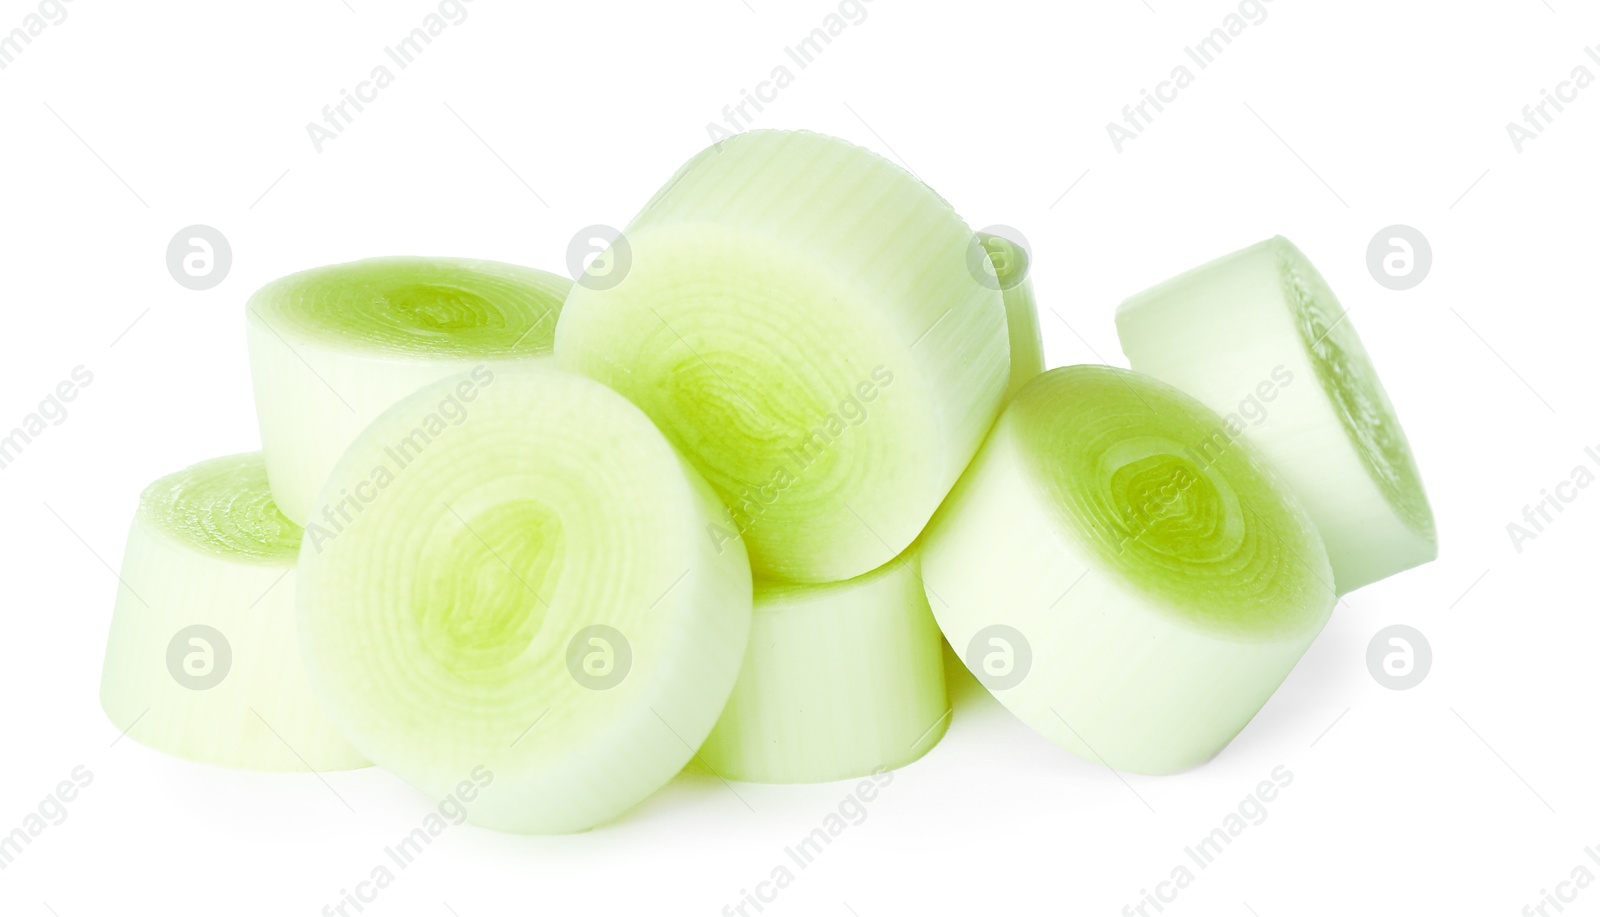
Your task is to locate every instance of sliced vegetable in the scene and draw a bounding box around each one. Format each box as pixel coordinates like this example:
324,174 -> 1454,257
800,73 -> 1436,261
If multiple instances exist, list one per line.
246,256 -> 570,525
922,365 -> 1334,774
296,366 -> 752,834
978,230 -> 1046,398
98,453 -> 367,771
1115,236 -> 1435,592
698,553 -> 949,783
556,129 -> 1009,583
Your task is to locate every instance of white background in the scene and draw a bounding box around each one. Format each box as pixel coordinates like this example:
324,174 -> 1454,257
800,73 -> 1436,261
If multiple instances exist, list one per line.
1,1 -> 1594,915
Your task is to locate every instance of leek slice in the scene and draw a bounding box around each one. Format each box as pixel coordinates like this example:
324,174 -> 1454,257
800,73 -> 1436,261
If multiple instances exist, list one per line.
296,366 -> 752,834
698,554 -> 949,783
246,257 -> 570,525
978,230 -> 1046,398
922,365 -> 1334,775
98,453 -> 367,772
556,130 -> 1009,583
1115,237 -> 1436,592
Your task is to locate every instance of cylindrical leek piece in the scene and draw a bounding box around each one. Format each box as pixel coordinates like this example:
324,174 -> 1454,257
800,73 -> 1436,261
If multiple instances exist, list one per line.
1115,236 -> 1436,593
297,367 -> 752,834
923,366 -> 1334,775
698,554 -> 949,784
99,453 -> 366,771
247,257 -> 570,525
556,130 -> 1009,584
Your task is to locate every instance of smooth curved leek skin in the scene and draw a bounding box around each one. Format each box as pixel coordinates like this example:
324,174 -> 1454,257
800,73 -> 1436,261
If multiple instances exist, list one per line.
556,130 -> 1009,584
698,554 -> 949,784
1116,237 -> 1436,593
922,365 -> 1334,775
978,231 -> 1046,399
98,453 -> 367,772
246,257 -> 571,525
297,366 -> 752,834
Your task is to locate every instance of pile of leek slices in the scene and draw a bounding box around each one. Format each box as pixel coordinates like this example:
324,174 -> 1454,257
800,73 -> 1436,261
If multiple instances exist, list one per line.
99,130 -> 1435,834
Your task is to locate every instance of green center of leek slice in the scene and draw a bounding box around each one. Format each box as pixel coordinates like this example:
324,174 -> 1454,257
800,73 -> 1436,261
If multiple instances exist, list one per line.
1011,366 -> 1323,637
140,453 -> 302,563
250,257 -> 568,355
562,225 -> 927,576
416,499 -> 564,677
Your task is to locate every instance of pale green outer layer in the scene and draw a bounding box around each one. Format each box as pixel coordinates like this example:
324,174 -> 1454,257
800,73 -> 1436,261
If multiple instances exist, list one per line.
1115,236 -> 1436,593
246,257 -> 571,525
296,367 -> 753,834
978,231 -> 1046,399
697,554 -> 949,783
556,130 -> 1009,584
922,366 -> 1334,774
99,453 -> 367,772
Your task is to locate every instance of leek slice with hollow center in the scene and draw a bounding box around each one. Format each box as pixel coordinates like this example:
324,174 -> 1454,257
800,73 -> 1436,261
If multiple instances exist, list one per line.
698,553 -> 949,784
247,256 -> 570,526
922,365 -> 1334,775
296,366 -> 752,834
98,453 -> 367,772
1115,236 -> 1436,592
556,130 -> 1009,583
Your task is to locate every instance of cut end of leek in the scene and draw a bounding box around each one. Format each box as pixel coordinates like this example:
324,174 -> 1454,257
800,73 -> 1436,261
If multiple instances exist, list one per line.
923,365 -> 1334,774
248,256 -> 569,356
556,130 -> 1009,583
246,257 -> 571,525
99,453 -> 367,772
296,367 -> 752,834
1115,236 -> 1436,593
698,553 -> 949,784
978,231 -> 1046,399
